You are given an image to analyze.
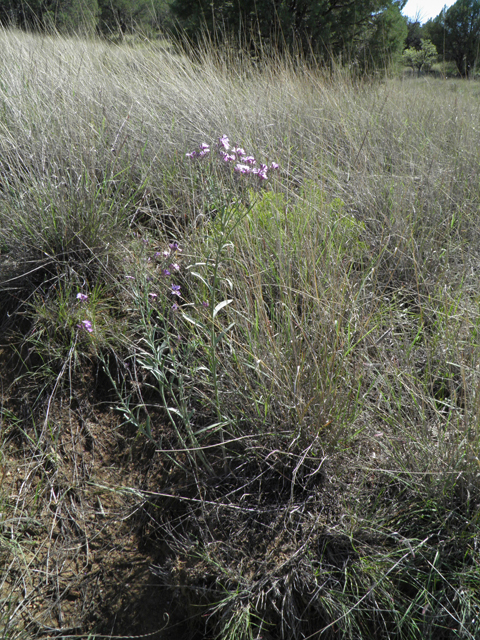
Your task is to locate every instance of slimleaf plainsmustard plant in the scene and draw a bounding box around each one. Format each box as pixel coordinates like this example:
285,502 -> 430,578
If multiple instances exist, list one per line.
186,135 -> 279,182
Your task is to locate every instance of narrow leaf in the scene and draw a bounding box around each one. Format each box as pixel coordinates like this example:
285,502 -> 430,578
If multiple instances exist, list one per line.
181,313 -> 206,329
213,299 -> 233,318
214,322 -> 236,347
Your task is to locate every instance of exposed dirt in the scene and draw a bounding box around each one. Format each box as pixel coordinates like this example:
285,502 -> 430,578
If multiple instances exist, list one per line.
0,343 -> 350,640
0,349 -> 186,639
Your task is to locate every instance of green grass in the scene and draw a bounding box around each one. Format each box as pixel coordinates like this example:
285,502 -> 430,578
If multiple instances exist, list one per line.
1,25 -> 480,639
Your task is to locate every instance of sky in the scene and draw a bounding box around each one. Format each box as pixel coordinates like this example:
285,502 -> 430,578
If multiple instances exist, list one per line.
402,0 -> 456,23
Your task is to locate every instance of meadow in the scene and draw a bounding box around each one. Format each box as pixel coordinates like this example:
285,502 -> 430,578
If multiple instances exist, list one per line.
1,26 -> 480,639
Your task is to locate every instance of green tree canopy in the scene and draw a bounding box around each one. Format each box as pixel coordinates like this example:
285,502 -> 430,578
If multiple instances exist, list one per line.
97,0 -> 169,35
0,0 -> 97,32
403,38 -> 438,73
170,0 -> 407,63
0,0 -> 168,34
424,0 -> 480,76
358,1 -> 407,69
405,17 -> 424,49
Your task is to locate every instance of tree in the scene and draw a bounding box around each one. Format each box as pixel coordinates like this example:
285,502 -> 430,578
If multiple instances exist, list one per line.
0,0 -> 98,32
170,0 -> 407,63
0,0 -> 169,34
47,0 -> 99,34
358,1 -> 408,69
403,38 -> 438,73
425,0 -> 480,77
97,0 -> 169,35
405,17 -> 423,49
0,0 -> 48,29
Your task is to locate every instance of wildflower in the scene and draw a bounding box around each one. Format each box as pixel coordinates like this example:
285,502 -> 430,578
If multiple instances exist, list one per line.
202,301 -> 209,307
149,293 -> 158,299
76,293 -> 88,302
154,252 -> 163,259
198,143 -> 210,158
219,135 -> 230,150
170,263 -> 180,271
125,275 -> 135,280
253,167 -> 268,180
187,135 -> 277,186
169,242 -> 182,252
163,248 -> 171,258
78,320 -> 93,333
171,284 -> 181,297
162,269 -> 171,277
172,302 -> 179,311
235,164 -> 252,175
186,151 -> 197,158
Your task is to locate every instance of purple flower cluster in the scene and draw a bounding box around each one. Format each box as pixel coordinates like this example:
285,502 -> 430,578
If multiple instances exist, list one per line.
186,142 -> 210,159
186,135 -> 279,182
151,241 -> 183,309
78,319 -> 93,333
74,292 -> 93,333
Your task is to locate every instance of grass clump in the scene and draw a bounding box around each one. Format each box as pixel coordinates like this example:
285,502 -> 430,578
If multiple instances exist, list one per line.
1,25 -> 480,640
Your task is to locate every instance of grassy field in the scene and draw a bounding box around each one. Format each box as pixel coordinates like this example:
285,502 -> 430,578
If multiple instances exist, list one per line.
1,26 -> 480,640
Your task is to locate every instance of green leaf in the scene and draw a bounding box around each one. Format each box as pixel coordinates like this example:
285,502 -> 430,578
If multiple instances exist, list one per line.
213,299 -> 233,318
214,322 -> 236,347
189,271 -> 211,290
182,313 -> 206,329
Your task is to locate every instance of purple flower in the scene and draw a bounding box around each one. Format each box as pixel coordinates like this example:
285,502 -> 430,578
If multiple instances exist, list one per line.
219,135 -> 230,150
162,269 -> 171,276
270,162 -> 279,170
78,320 -> 93,333
172,302 -> 179,311
244,156 -> 256,165
197,144 -> 210,158
125,275 -> 135,280
169,242 -> 182,252
235,164 -> 252,175
202,301 -> 209,307
252,167 -> 268,180
170,263 -> 180,271
171,284 -> 181,297
232,147 -> 245,156
149,293 -> 158,299
186,151 -> 197,158
222,154 -> 236,162
76,293 -> 88,302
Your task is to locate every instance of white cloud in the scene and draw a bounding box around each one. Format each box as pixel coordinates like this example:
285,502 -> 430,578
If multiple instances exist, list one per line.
402,1 -> 455,23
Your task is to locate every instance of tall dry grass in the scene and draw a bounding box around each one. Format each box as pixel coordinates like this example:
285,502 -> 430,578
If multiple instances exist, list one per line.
1,26 -> 480,639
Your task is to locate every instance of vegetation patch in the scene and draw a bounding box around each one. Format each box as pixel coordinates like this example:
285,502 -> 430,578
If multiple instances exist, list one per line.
1,25 -> 480,640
